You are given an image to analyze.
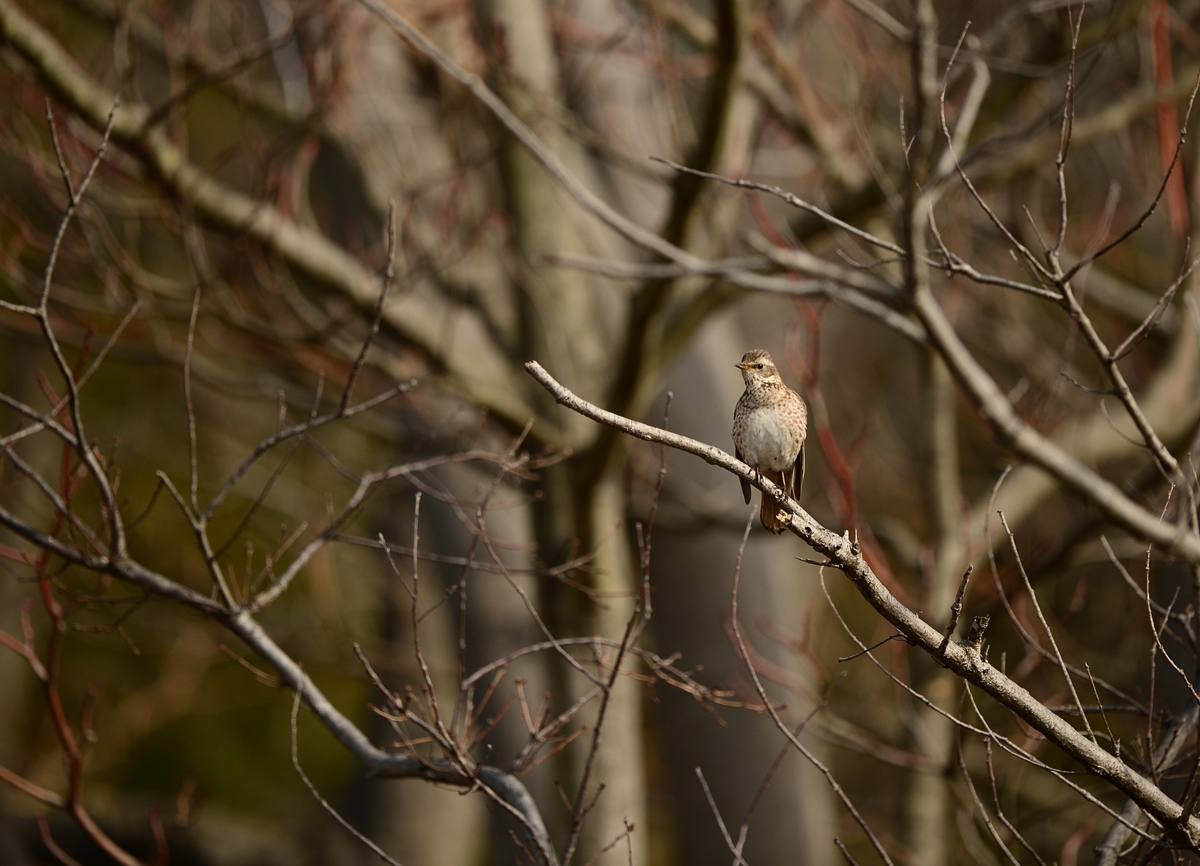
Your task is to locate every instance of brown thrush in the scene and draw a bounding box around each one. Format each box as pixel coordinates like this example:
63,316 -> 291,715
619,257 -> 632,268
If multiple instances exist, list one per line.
732,349 -> 808,533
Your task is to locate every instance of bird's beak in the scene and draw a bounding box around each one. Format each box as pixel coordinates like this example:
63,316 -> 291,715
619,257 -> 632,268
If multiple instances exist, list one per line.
735,363 -> 749,371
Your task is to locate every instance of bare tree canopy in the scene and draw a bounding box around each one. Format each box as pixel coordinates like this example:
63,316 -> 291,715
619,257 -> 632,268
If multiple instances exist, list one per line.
1,1 -> 1200,865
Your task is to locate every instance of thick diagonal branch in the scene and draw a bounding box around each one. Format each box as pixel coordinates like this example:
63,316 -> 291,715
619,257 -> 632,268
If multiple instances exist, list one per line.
525,359 -> 1200,850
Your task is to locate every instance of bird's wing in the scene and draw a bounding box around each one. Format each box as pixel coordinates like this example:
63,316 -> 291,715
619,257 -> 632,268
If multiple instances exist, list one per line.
795,444 -> 805,499
735,448 -> 751,504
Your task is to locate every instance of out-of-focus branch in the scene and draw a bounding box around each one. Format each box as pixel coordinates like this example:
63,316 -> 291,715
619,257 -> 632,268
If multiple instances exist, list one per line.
922,15 -> 1200,560
524,359 -> 1200,848
223,609 -> 560,866
1094,706 -> 1200,866
599,0 -> 744,445
1,495 -> 559,866
356,0 -> 699,269
1033,65 -> 1200,491
0,0 -> 534,432
0,568 -> 148,866
970,59 -> 1200,189
910,282 -> 1200,564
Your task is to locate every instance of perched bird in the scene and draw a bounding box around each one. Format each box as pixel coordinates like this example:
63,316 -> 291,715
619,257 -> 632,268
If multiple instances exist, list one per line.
732,349 -> 808,533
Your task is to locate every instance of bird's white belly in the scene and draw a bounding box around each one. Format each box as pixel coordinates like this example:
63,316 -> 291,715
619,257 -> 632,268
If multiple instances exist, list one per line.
740,408 -> 801,470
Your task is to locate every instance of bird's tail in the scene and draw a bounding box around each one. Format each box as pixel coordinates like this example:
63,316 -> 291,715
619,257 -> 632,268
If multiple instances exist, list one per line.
759,471 -> 790,534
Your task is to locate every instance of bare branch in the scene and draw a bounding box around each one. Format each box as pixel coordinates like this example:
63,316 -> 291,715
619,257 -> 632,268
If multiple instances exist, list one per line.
524,359 -> 1200,846
226,609 -> 561,866
909,281 -> 1200,563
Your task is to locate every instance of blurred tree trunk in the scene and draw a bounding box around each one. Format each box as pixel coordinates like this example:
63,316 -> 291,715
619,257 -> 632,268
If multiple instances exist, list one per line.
479,0 -> 650,858
652,316 -> 837,866
900,357 -> 964,866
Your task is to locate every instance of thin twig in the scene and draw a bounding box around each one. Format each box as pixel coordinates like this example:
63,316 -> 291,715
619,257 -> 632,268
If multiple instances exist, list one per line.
290,686 -> 403,866
694,767 -> 750,866
997,510 -> 1095,743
